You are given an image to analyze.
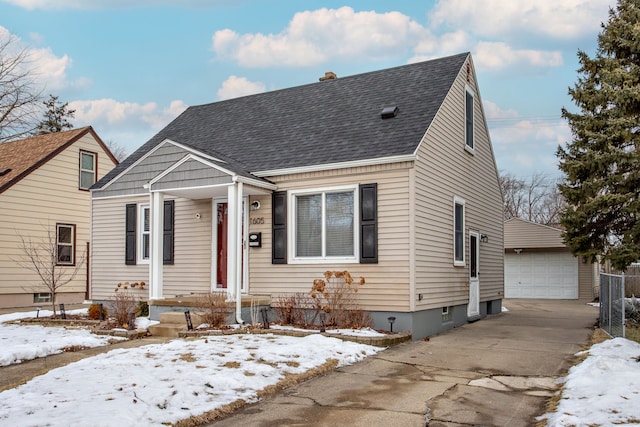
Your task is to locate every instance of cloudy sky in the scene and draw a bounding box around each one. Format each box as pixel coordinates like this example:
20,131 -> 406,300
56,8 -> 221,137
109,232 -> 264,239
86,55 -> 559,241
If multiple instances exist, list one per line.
0,0 -> 615,179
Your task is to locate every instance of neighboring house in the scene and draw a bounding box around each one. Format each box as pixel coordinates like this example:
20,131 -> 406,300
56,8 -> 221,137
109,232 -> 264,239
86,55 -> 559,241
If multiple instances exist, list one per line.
90,52 -> 504,339
0,127 -> 118,309
504,218 -> 598,300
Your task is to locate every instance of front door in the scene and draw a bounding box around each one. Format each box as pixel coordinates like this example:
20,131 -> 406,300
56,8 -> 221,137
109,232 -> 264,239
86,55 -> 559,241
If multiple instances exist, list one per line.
214,199 -> 247,291
468,231 -> 480,319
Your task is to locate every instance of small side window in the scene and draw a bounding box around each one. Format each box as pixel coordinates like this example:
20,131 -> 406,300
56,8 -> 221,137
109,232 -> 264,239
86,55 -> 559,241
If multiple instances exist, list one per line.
79,151 -> 96,190
465,88 -> 474,152
454,197 -> 465,266
56,223 -> 75,265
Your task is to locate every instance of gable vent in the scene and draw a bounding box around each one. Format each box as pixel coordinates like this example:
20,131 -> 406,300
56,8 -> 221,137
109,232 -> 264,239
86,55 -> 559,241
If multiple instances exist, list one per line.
381,106 -> 399,119
0,168 -> 11,176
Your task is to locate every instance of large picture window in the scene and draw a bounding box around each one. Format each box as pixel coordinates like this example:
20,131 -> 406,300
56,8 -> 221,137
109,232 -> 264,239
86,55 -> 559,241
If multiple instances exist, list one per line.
79,151 -> 96,190
292,187 -> 356,261
56,223 -> 75,265
454,197 -> 465,266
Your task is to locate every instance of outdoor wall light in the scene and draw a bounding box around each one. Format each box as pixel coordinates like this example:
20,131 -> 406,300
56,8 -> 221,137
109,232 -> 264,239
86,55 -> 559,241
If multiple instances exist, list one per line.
480,234 -> 488,243
250,200 -> 261,211
514,248 -> 523,254
195,213 -> 201,220
388,316 -> 396,332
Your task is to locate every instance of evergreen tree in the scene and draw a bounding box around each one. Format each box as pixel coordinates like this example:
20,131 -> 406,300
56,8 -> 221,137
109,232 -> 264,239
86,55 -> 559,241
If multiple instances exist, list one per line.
36,94 -> 75,134
558,0 -> 640,271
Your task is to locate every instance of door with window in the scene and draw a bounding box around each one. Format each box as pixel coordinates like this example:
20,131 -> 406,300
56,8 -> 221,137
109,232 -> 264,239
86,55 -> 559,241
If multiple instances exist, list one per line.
468,231 -> 480,319
214,199 -> 247,291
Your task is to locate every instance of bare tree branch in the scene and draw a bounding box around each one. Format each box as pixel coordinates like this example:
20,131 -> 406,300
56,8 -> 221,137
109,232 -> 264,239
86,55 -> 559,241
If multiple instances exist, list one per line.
500,172 -> 566,226
0,32 -> 43,142
15,225 -> 85,317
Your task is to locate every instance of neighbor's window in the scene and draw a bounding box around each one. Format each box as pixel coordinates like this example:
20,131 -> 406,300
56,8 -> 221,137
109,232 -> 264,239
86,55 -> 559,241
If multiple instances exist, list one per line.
79,151 -> 96,190
293,187 -> 356,261
139,205 -> 150,263
56,223 -> 75,265
465,88 -> 474,151
454,197 -> 465,266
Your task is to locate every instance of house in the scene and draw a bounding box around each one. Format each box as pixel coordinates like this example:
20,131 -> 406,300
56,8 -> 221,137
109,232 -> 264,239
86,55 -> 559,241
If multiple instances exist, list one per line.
504,218 -> 598,300
0,127 -> 118,309
90,52 -> 504,339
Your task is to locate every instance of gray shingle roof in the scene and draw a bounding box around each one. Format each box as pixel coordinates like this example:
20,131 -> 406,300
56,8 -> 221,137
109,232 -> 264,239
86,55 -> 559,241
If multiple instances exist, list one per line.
94,52 -> 468,189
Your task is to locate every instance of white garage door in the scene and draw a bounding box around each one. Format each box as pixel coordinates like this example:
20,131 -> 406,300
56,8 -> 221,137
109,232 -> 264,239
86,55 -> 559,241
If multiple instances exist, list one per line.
505,252 -> 578,299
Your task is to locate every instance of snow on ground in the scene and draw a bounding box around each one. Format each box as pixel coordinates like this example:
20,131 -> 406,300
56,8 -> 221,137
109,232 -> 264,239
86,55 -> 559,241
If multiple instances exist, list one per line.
540,337 -> 640,426
0,333 -> 382,426
0,309 -> 127,367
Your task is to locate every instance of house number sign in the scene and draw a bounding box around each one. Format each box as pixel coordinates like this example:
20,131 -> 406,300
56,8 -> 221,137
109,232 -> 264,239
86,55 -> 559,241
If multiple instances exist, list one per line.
250,217 -> 265,225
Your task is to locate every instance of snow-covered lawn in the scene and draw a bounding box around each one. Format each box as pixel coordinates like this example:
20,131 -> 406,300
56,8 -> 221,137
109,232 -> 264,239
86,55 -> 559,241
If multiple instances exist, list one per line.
539,337 -> 640,426
1,308 -> 639,426
0,309 -> 128,367
0,331 -> 381,426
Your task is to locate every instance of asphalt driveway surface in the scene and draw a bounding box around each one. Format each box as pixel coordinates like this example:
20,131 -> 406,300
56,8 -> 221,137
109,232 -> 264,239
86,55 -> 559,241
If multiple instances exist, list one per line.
209,299 -> 598,427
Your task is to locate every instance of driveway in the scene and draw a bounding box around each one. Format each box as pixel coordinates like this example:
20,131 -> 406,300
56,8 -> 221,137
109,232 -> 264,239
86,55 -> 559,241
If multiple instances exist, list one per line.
209,299 -> 598,427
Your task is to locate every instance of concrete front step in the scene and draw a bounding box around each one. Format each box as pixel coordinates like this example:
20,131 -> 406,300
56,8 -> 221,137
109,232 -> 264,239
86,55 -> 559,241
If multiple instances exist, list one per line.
148,323 -> 186,338
159,311 -> 205,325
149,311 -> 207,338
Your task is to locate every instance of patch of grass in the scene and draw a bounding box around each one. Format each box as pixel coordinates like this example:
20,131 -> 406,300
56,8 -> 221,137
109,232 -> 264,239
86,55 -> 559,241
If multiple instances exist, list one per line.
625,324 -> 640,344
179,353 -> 196,363
223,361 -> 241,368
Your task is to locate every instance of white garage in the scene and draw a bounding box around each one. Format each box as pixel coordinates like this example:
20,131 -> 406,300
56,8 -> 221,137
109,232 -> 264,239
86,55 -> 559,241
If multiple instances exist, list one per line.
505,251 -> 578,298
504,218 -> 597,300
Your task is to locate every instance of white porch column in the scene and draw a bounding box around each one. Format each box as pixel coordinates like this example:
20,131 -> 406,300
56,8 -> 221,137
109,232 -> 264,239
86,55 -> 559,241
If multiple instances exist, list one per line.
150,191 -> 164,300
226,184 -> 237,302
234,182 -> 244,324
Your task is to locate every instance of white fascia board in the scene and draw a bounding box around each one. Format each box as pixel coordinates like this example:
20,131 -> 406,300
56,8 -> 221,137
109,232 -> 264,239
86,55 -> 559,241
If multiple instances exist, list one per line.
251,154 -> 416,178
232,175 -> 278,191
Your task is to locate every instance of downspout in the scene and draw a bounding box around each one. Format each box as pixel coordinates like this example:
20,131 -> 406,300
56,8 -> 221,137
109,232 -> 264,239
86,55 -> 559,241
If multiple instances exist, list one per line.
234,178 -> 244,325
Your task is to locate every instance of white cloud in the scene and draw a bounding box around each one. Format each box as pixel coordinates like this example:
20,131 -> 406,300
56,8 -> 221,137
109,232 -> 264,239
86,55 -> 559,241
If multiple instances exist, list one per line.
473,41 -> 563,71
212,6 -> 428,67
69,98 -> 187,152
429,0 -> 611,40
216,75 -> 266,100
0,26 -> 86,92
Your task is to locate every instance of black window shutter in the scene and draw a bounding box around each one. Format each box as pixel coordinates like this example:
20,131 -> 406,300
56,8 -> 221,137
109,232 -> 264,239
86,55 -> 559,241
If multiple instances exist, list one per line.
163,200 -> 174,265
360,183 -> 378,264
272,191 -> 287,264
125,204 -> 137,265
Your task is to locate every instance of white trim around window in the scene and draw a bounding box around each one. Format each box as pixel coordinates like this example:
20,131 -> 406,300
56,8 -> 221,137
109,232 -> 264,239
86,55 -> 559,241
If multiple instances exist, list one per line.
56,223 -> 75,266
288,185 -> 359,264
138,204 -> 151,264
464,85 -> 475,154
79,150 -> 96,190
453,196 -> 465,267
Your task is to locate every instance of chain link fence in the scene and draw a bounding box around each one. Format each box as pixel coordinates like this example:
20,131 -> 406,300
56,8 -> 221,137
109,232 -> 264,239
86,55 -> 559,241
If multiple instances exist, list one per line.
600,273 -> 626,338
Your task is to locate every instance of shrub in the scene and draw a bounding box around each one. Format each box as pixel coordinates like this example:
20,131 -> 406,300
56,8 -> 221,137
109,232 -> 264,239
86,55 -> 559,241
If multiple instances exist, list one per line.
110,282 -> 144,328
197,292 -> 233,328
137,300 -> 149,317
310,270 -> 366,328
88,303 -> 107,320
272,293 -> 316,327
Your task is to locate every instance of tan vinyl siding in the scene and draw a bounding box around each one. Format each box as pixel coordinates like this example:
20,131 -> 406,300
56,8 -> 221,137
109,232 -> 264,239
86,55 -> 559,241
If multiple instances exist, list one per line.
504,218 -> 565,249
248,162 -> 413,312
90,196 -> 213,300
0,134 -> 116,303
578,258 -> 597,300
413,57 -> 504,310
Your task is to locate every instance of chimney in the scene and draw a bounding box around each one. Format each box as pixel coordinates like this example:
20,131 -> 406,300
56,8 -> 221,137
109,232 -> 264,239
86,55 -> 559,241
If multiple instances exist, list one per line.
319,71 -> 337,81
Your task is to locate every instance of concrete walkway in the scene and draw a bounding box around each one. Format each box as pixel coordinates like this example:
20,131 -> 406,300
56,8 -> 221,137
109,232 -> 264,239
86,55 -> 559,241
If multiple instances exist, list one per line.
209,299 -> 599,427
